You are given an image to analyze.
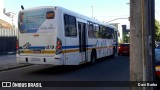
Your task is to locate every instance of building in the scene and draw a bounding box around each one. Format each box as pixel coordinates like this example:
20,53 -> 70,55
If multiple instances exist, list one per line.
0,0 -> 14,29
108,19 -> 130,43
6,12 -> 17,28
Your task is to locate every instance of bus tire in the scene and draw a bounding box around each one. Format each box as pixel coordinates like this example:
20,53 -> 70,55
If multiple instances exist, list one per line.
111,47 -> 115,57
91,50 -> 97,64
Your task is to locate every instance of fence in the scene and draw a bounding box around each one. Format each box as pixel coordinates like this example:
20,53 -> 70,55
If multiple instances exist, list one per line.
0,28 -> 18,55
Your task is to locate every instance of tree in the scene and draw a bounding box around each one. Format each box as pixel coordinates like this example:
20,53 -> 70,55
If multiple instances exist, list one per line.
155,20 -> 160,41
123,34 -> 130,43
123,32 -> 130,43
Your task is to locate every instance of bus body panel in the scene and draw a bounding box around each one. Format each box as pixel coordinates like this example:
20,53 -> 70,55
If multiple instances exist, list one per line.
87,39 -> 114,58
16,54 -> 63,65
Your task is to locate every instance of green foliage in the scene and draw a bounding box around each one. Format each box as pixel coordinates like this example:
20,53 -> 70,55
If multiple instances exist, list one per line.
123,35 -> 130,43
155,20 -> 160,41
123,32 -> 130,43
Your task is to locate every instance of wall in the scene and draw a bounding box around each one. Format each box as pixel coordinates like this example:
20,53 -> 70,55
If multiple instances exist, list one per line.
0,28 -> 18,55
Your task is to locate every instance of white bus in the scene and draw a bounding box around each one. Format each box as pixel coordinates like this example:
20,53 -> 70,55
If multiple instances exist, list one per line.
16,6 -> 118,65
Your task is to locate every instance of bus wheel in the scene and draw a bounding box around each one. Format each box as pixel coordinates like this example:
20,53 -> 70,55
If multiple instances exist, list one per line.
111,48 -> 115,57
91,55 -> 96,63
91,51 -> 97,64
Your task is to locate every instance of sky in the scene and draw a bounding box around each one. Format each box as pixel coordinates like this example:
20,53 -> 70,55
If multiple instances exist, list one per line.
4,0 -> 130,21
3,0 -> 160,24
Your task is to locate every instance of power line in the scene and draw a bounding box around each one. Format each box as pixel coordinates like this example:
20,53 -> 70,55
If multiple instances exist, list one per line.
94,15 -> 129,18
106,18 -> 129,23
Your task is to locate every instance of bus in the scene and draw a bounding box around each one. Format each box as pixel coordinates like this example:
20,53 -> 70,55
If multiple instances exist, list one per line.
16,6 -> 118,65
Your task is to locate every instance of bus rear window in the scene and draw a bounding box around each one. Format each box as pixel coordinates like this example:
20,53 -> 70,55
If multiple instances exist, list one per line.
46,11 -> 55,19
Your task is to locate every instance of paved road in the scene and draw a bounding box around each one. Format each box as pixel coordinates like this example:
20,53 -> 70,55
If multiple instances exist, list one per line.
0,56 -> 130,90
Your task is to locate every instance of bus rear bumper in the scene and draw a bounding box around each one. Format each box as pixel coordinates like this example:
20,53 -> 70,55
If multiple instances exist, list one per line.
16,54 -> 64,65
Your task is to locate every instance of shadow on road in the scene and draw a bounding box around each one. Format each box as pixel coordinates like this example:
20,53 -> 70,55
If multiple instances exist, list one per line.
28,57 -> 111,75
30,65 -> 88,75
28,56 -> 118,75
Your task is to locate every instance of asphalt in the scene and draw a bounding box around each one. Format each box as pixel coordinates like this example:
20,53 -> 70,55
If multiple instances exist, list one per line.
0,55 -> 31,71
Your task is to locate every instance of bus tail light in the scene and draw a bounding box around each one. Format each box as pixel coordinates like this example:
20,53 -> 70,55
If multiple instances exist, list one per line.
16,40 -> 20,54
16,40 -> 19,49
56,38 -> 62,55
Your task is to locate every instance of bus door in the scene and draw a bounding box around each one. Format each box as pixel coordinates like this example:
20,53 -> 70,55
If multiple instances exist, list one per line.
78,21 -> 87,62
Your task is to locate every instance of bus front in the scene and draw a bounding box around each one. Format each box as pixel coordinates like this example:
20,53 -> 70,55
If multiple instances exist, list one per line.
16,7 -> 63,65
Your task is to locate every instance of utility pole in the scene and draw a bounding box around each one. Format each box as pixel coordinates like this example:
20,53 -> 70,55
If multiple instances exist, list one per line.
130,0 -> 155,90
91,6 -> 93,18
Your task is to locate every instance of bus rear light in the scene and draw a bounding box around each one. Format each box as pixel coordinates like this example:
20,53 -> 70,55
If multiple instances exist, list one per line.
16,45 -> 19,49
56,38 -> 62,55
56,46 -> 61,49
16,40 -> 19,49
16,40 -> 20,54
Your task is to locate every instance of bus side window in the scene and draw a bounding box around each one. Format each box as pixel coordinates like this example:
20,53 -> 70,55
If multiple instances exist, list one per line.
93,23 -> 97,38
106,27 -> 112,39
97,25 -> 103,39
111,29 -> 115,39
88,22 -> 94,38
95,24 -> 99,38
98,25 -> 107,39
113,29 -> 116,39
64,14 -> 77,37
114,31 -> 118,39
102,26 -> 107,39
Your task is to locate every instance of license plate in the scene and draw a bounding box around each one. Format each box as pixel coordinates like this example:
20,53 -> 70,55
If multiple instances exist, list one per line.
31,58 -> 40,61
32,50 -> 41,53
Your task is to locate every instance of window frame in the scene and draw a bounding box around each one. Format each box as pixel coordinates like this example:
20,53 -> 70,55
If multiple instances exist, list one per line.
88,21 -> 94,38
64,14 -> 77,37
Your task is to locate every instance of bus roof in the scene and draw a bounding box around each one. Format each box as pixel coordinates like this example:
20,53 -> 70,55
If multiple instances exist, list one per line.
19,6 -> 117,31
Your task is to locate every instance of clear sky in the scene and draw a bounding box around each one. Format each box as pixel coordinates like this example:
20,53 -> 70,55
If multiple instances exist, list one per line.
3,0 -> 160,22
4,0 -> 129,21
